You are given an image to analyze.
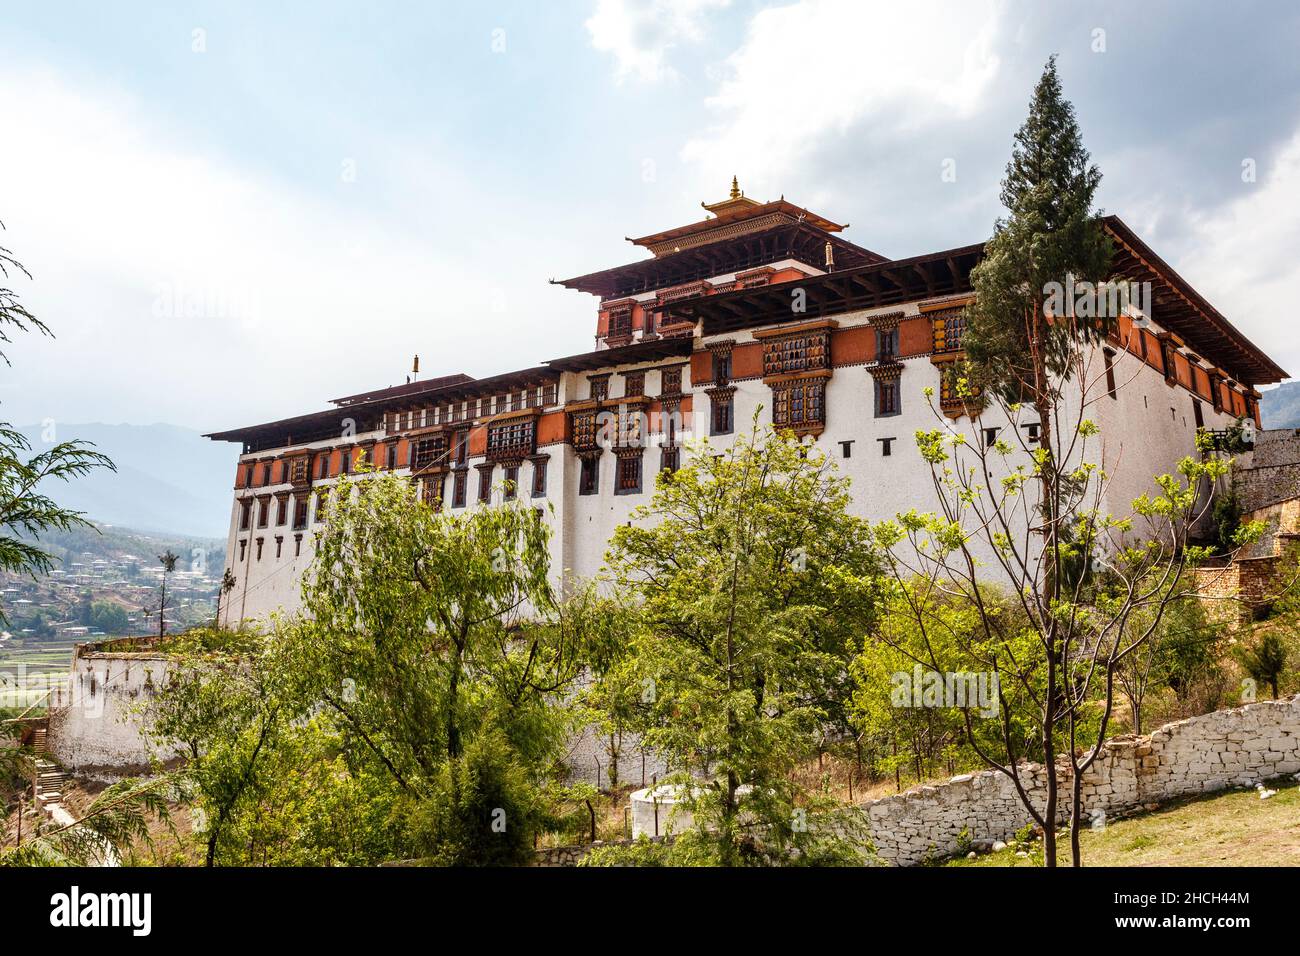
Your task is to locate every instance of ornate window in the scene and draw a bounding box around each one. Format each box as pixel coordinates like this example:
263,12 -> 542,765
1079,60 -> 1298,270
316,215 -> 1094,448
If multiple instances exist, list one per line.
762,330 -> 830,377
605,304 -> 633,343
531,457 -> 548,498
661,366 -> 683,396
931,308 -> 966,354
486,418 -> 535,461
289,457 -> 309,484
452,470 -> 467,509
413,435 -> 448,470
624,371 -> 645,398
616,451 -> 643,495
541,383 -> 558,406
422,476 -> 444,509
875,377 -> 900,417
772,380 -> 826,434
589,375 -> 610,402
709,387 -> 735,436
660,446 -> 680,474
572,410 -> 600,452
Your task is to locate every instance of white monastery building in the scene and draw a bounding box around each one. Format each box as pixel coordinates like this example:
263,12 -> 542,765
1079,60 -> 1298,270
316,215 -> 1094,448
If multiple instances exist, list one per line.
208,182 -> 1286,625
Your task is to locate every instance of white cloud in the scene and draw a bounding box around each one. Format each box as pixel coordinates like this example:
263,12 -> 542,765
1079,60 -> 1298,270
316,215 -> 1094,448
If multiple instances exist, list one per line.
0,63 -> 576,431
681,0 -> 1005,187
586,0 -> 731,83
1176,127 -> 1300,379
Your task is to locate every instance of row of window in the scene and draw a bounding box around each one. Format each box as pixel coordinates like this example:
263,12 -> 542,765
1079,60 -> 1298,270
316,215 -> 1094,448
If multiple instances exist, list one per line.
389,385 -> 558,432
588,365 -> 683,403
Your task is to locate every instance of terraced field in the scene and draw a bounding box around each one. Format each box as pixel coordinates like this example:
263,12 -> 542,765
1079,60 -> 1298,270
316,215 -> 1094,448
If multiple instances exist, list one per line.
0,638 -> 73,710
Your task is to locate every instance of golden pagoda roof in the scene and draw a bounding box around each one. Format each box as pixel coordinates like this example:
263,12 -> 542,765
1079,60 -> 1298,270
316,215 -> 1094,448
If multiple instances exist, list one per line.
629,178 -> 849,257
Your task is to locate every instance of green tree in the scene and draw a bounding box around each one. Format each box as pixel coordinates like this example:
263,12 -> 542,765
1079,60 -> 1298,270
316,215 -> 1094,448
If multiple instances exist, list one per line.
163,471 -> 605,865
156,549 -> 178,638
596,421 -> 887,865
1237,632 -> 1288,700
878,58 -> 1273,870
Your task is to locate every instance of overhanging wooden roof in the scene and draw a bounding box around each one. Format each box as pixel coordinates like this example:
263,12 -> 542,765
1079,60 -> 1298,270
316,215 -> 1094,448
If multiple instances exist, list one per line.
553,221 -> 884,299
1102,216 -> 1285,384
666,242 -> 985,335
665,215 -> 1286,386
544,335 -> 695,373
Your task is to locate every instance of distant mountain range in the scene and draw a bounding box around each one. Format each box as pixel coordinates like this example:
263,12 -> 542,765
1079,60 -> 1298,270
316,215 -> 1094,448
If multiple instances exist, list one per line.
1260,383 -> 1300,430
15,422 -> 235,538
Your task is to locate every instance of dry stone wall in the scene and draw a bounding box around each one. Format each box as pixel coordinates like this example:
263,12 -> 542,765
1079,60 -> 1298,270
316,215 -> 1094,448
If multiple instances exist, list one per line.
860,695 -> 1300,865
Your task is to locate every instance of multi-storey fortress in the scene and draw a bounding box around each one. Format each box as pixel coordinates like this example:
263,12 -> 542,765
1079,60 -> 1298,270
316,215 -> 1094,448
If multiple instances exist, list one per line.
209,182 -> 1286,625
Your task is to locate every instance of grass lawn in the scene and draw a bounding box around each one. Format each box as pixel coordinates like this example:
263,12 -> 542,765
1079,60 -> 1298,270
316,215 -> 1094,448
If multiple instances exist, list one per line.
947,777 -> 1300,867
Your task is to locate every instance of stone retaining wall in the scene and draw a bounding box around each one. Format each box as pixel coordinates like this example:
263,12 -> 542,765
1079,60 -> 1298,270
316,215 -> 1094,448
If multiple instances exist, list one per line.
860,695 -> 1300,865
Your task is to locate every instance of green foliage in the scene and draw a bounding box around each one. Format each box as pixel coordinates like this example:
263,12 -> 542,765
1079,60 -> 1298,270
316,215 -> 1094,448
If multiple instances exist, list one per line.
1210,483 -> 1243,556
590,420 -> 887,865
0,775 -> 183,867
1236,632 -> 1289,699
400,731 -> 541,866
151,471 -> 604,865
962,55 -> 1114,401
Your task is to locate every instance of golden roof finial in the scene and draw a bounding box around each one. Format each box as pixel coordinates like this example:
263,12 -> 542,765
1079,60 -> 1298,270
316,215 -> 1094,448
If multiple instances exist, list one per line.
729,175 -> 741,200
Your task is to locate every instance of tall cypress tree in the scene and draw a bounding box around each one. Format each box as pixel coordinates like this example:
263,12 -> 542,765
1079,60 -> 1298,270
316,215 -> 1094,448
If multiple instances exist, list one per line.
961,56 -> 1113,868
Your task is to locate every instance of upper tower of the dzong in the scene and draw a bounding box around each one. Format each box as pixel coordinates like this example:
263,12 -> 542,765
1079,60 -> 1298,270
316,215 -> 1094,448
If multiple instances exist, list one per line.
553,178 -> 886,350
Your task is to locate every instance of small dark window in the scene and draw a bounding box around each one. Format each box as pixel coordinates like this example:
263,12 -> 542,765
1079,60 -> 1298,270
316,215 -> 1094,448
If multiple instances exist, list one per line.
503,466 -> 519,501
294,534 -> 302,557
1022,423 -> 1040,444
840,440 -> 854,458
276,498 -> 287,526
255,538 -> 264,561
532,459 -> 548,498
386,444 -> 398,470
875,378 -> 900,417
340,451 -> 350,475
711,392 -> 733,436
257,498 -> 269,528
238,539 -> 247,561
1193,399 -> 1204,429
317,453 -> 330,479
294,498 -> 308,529
478,467 -> 493,503
579,456 -> 599,495
1103,347 -> 1117,399
712,352 -> 731,383
876,327 -> 898,361
452,470 -> 468,508
275,537 -> 283,559
239,499 -> 252,531
983,427 -> 1000,448
616,454 -> 642,495
878,437 -> 895,457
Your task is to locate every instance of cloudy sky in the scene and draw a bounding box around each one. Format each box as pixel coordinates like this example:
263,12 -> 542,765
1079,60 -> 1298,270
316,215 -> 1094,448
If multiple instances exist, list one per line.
2,0 -> 1298,435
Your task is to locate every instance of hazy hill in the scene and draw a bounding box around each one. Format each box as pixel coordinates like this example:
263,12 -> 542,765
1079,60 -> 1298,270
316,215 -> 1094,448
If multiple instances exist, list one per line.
1260,382 -> 1300,430
15,422 -> 235,538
